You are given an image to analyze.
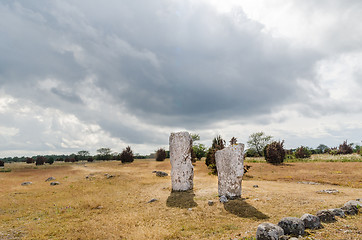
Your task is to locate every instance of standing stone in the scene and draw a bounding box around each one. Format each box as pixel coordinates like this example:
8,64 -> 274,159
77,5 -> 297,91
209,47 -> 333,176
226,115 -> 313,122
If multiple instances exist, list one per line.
169,132 -> 193,191
215,144 -> 245,199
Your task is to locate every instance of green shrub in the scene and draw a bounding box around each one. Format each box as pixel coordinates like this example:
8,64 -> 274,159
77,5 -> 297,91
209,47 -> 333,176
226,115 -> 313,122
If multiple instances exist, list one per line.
155,148 -> 166,161
295,146 -> 311,158
264,140 -> 285,164
0,160 -> 4,167
46,157 -> 55,165
120,146 -> 134,163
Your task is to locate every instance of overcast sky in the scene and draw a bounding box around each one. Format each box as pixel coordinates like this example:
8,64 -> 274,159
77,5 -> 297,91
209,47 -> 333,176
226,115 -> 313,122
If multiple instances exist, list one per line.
1,0 -> 362,157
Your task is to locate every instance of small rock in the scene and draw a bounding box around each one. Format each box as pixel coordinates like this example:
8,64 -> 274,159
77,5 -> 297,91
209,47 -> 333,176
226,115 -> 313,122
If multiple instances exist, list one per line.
188,208 -> 192,211
21,182 -> 32,186
50,182 -> 60,185
316,189 -> 339,194
256,222 -> 284,240
341,205 -> 359,215
316,210 -> 336,223
208,200 -> 214,206
328,208 -> 346,218
289,238 -> 299,240
105,174 -> 114,179
219,195 -> 228,203
344,200 -> 361,209
155,171 -> 168,177
278,217 -> 305,236
253,185 -> 259,188
298,181 -> 320,185
95,205 -> 103,209
278,236 -> 289,240
300,213 -> 321,229
147,198 -> 158,203
45,177 -> 56,182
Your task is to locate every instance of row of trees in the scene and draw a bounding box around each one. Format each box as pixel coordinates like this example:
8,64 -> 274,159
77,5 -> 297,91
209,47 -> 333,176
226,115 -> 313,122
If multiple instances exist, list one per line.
0,147 -> 138,164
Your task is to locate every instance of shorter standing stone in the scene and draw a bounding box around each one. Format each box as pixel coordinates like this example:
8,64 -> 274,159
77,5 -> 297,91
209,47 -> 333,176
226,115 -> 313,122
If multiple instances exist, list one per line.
256,222 -> 284,240
300,214 -> 321,229
215,144 -> 245,199
316,210 -> 336,222
278,217 -> 305,236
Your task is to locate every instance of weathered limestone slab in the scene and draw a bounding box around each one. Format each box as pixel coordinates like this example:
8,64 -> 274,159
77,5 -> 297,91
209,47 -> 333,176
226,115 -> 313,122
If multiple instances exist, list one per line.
215,143 -> 245,199
169,132 -> 193,191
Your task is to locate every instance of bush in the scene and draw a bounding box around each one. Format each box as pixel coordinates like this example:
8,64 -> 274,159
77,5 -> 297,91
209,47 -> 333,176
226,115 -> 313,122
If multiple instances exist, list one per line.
87,157 -> 94,162
205,135 -> 225,167
295,146 -> 311,158
192,144 -> 206,161
120,146 -> 134,163
337,140 -> 353,155
264,140 -> 285,164
155,148 -> 166,161
0,160 -> 4,167
26,158 -> 34,164
36,156 -> 46,166
46,157 -> 55,165
245,148 -> 259,157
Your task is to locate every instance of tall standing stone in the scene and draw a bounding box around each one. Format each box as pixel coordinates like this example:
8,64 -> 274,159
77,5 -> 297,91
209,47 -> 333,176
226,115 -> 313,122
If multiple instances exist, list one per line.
215,144 -> 245,199
169,132 -> 193,191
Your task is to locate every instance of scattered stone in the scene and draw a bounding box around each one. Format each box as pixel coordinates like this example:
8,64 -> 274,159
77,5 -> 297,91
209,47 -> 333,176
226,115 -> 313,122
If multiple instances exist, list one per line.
208,200 -> 214,206
215,144 -> 245,199
316,210 -> 336,223
341,204 -> 359,215
219,195 -> 228,203
169,132 -> 194,191
50,182 -> 60,185
328,208 -> 346,218
289,238 -> 299,240
105,174 -> 114,179
278,217 -> 305,236
298,181 -> 320,185
147,198 -> 158,203
300,214 -> 321,229
188,208 -> 192,211
94,205 -> 103,209
155,171 -> 168,177
316,189 -> 339,194
45,177 -> 56,182
256,222 -> 284,240
21,182 -> 32,186
253,185 -> 259,188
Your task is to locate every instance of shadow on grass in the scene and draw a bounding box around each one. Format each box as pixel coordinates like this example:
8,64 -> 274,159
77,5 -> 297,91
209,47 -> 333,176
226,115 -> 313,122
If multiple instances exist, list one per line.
224,198 -> 269,219
166,190 -> 198,209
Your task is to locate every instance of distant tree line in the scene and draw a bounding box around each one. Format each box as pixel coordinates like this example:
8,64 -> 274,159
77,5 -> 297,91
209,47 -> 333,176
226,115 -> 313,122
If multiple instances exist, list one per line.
0,147 -> 151,164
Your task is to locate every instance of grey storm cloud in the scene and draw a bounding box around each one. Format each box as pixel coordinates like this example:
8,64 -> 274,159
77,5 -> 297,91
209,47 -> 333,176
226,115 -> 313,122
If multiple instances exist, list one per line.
0,0 -> 361,150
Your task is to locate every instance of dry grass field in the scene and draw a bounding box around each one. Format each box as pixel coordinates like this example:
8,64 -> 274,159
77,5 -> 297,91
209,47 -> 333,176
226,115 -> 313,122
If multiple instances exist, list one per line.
0,158 -> 361,240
